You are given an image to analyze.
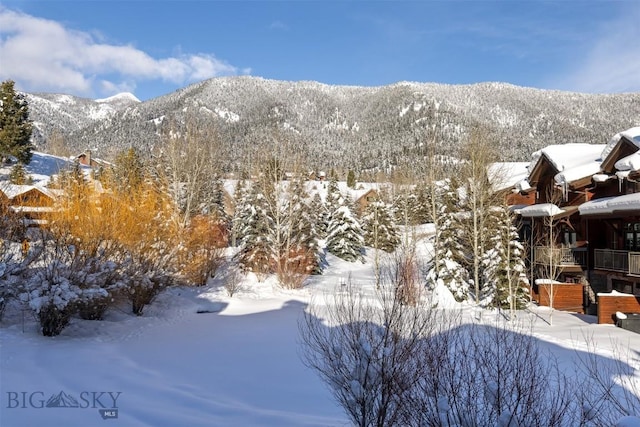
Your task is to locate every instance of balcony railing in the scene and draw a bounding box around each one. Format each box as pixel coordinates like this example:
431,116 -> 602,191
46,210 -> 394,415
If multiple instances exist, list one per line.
629,252 -> 640,276
534,247 -> 587,268
594,249 -> 629,273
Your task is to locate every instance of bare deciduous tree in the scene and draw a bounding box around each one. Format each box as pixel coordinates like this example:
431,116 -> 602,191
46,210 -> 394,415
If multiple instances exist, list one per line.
532,189 -> 565,325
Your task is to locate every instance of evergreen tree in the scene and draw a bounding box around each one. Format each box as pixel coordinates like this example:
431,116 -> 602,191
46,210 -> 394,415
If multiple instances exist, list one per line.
481,206 -> 529,310
362,200 -> 400,252
231,180 -> 249,247
284,178 -> 323,274
326,175 -> 343,213
206,175 -> 230,224
407,183 -> 432,225
427,179 -> 470,301
9,163 -> 31,185
54,162 -> 87,191
326,205 -> 364,263
309,192 -> 328,239
236,185 -> 276,276
0,80 -> 33,164
346,170 -> 356,188
111,148 -> 145,194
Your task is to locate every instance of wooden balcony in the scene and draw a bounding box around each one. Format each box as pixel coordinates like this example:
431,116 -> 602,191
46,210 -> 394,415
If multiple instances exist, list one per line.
594,249 -> 640,276
534,247 -> 587,268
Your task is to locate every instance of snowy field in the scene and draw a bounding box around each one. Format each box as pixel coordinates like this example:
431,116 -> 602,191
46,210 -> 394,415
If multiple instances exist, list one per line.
1,248 -> 640,426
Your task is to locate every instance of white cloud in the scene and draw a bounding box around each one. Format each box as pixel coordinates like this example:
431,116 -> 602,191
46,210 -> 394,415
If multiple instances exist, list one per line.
269,21 -> 288,31
555,5 -> 640,93
0,7 -> 247,96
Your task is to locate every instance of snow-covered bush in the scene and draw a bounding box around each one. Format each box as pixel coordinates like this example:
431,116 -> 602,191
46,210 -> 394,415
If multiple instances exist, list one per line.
74,258 -> 122,320
20,254 -> 110,336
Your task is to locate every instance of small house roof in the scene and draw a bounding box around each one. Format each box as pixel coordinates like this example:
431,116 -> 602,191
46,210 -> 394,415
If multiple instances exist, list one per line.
488,162 -> 529,192
0,183 -> 59,201
600,126 -> 640,162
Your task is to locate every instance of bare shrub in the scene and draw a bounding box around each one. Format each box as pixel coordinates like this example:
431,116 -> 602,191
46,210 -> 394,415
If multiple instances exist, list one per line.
384,244 -> 422,306
276,246 -> 314,289
575,334 -> 640,425
299,281 -> 449,427
178,215 -> 228,286
300,278 -> 583,426
408,319 -> 575,426
223,265 -> 243,297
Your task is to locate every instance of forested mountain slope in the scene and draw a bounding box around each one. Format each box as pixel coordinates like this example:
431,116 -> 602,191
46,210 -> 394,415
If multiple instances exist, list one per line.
26,77 -> 640,174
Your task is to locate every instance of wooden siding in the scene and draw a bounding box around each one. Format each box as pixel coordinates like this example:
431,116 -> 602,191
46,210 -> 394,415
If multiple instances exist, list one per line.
597,293 -> 640,324
536,283 -> 585,313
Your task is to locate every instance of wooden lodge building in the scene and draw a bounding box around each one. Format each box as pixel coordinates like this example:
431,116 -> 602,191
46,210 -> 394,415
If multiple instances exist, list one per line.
0,183 -> 61,227
508,127 -> 640,323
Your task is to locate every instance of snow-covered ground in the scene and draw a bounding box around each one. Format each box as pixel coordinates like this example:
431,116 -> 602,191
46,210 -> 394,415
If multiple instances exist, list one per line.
1,245 -> 640,426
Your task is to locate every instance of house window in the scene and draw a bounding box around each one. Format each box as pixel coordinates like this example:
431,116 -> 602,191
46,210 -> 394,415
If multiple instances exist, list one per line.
562,226 -> 576,248
623,223 -> 640,251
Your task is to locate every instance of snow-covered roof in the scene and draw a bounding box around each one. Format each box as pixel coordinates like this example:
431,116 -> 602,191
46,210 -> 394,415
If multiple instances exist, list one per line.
0,183 -> 57,200
579,193 -> 640,216
514,203 -> 563,217
488,162 -> 529,192
528,144 -> 605,186
614,152 -> 640,172
600,126 -> 640,162
305,180 -> 385,204
554,160 -> 602,186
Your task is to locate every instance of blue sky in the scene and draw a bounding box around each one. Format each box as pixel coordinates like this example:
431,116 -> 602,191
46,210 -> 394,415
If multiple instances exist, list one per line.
1,1 -> 639,100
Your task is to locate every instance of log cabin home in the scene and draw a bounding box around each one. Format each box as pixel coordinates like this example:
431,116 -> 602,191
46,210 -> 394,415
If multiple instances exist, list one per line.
0,183 -> 61,227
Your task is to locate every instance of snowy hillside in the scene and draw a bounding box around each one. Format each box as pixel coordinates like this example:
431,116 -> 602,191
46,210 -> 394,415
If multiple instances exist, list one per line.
0,151 -> 80,185
25,77 -> 640,173
24,91 -> 140,147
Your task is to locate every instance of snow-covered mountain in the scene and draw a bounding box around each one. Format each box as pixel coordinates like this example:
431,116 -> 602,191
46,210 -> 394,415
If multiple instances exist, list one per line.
25,91 -> 140,147
25,77 -> 640,173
